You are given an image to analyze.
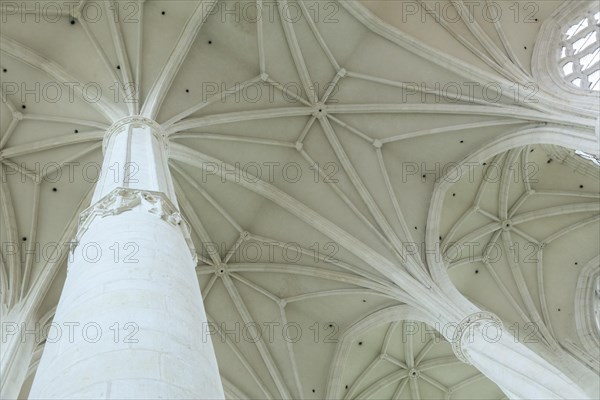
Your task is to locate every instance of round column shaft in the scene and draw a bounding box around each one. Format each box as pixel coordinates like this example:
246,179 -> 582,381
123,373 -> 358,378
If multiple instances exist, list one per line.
28,117 -> 224,399
452,312 -> 590,399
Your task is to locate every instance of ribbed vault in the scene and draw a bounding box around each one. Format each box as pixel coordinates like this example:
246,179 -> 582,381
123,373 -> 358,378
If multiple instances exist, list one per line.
0,0 -> 598,399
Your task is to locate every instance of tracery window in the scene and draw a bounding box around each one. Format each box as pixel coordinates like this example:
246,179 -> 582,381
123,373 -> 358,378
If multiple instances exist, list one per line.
559,10 -> 600,91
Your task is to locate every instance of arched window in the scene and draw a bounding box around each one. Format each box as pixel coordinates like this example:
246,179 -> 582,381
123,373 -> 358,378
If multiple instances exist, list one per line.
533,1 -> 600,102
558,10 -> 600,91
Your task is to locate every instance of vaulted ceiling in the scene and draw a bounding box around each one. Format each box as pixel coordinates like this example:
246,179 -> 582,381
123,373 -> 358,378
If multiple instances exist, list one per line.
1,1 -> 598,399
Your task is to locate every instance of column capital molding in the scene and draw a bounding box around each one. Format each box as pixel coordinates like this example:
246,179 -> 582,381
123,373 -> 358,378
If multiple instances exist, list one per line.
452,311 -> 503,364
74,187 -> 196,263
103,116 -> 167,154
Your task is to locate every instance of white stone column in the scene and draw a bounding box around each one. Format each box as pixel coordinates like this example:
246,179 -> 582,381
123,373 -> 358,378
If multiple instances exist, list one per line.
451,312 -> 590,400
1,307 -> 38,399
28,117 -> 224,399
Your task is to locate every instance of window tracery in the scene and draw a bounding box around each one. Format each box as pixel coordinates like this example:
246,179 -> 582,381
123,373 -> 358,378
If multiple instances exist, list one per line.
559,10 -> 600,91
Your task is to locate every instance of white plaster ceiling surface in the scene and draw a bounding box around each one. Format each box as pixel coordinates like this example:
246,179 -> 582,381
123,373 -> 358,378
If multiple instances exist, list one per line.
437,145 -> 600,367
0,0 -> 598,399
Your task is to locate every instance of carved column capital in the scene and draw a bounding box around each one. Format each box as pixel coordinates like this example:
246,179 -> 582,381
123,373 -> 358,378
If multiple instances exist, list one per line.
452,311 -> 503,364
75,187 -> 196,262
103,116 -> 167,154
